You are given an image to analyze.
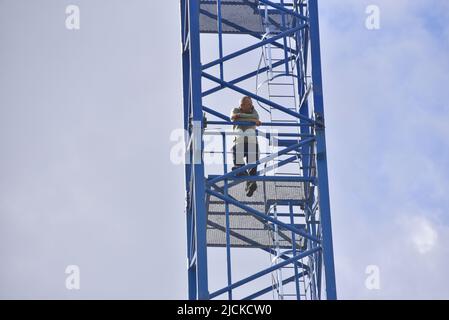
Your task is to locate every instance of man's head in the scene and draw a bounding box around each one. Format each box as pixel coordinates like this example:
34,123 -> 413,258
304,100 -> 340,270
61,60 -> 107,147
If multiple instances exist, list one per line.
240,96 -> 253,113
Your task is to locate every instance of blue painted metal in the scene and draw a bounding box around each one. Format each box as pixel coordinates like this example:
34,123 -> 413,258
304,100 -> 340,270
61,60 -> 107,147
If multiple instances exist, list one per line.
208,138 -> 315,185
280,0 -> 290,74
206,120 -> 312,127
183,0 -> 209,300
222,133 -> 233,300
259,0 -> 308,21
180,0 -> 197,300
203,57 -> 294,97
181,0 -> 337,300
308,0 -> 337,300
202,25 -> 305,70
210,247 -> 321,299
209,172 -> 313,188
203,72 -> 314,123
206,189 -> 321,243
217,0 -> 224,81
202,106 -> 230,121
289,203 -> 301,299
242,272 -> 306,300
199,6 -> 299,54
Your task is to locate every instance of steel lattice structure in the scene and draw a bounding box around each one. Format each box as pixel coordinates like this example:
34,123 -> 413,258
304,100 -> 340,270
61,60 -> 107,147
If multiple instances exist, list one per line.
180,0 -> 336,300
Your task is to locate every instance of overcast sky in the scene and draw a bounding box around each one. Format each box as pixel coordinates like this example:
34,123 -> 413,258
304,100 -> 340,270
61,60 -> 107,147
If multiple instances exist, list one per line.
1,0 -> 448,299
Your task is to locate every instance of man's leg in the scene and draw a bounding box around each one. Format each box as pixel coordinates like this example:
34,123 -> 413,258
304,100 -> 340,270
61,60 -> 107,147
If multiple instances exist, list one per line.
232,140 -> 247,177
247,141 -> 259,176
245,139 -> 259,197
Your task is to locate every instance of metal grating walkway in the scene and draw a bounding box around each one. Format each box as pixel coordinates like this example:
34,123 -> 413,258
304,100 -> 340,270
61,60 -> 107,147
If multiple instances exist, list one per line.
200,0 -> 294,35
206,180 -> 307,248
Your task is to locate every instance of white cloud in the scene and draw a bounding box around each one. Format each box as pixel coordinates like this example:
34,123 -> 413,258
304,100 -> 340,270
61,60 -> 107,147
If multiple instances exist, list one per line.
401,215 -> 438,254
321,0 -> 449,299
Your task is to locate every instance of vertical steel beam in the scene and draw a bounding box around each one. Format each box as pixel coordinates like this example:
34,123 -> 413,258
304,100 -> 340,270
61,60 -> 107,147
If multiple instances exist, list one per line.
188,0 -> 209,299
217,0 -> 224,81
222,133 -> 233,300
180,0 -> 198,300
308,0 -> 337,300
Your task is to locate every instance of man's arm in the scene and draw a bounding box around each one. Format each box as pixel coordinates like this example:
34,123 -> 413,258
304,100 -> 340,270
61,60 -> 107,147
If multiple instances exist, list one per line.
235,116 -> 262,126
236,112 -> 255,119
231,109 -> 261,126
243,118 -> 262,126
230,108 -> 240,121
238,109 -> 261,126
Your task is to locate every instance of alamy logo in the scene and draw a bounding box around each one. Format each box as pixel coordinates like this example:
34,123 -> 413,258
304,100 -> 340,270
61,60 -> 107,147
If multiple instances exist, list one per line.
65,265 -> 81,290
65,5 -> 80,30
365,5 -> 381,30
365,265 -> 381,290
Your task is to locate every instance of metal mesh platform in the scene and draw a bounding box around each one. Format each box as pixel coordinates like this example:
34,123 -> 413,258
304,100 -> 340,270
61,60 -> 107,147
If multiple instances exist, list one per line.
207,180 -> 306,248
200,0 -> 294,35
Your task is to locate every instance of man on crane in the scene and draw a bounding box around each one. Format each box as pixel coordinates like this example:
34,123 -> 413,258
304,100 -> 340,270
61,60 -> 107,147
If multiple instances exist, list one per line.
230,96 -> 262,197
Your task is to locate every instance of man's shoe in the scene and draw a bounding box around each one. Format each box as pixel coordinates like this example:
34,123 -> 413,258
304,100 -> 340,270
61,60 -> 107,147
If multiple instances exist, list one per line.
232,166 -> 248,177
246,182 -> 257,197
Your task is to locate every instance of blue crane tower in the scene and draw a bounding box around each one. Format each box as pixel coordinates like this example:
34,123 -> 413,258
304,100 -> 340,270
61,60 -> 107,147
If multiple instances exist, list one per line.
180,0 -> 336,300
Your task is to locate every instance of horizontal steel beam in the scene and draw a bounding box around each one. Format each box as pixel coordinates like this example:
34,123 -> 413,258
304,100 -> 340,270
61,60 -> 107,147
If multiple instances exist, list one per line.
206,120 -> 311,127
208,138 -> 314,185
208,175 -> 314,183
242,272 -> 307,300
202,72 -> 315,123
202,24 -> 306,70
259,0 -> 309,22
202,57 -> 294,97
209,247 -> 320,299
206,189 -> 321,244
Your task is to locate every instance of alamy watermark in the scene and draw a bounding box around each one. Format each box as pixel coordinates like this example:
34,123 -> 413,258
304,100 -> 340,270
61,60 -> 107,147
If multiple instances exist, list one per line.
365,265 -> 381,290
169,122 -> 278,167
65,265 -> 81,290
365,5 -> 380,30
65,5 -> 80,30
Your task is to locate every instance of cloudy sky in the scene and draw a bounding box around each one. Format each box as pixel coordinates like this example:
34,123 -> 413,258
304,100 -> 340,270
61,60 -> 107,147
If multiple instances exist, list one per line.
0,0 -> 448,299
